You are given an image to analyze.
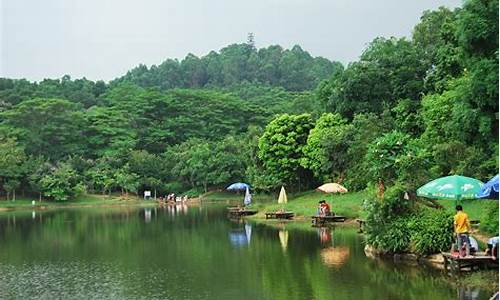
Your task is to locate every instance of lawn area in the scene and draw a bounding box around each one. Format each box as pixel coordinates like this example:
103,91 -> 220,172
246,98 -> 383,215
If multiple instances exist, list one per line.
439,199 -> 498,223
0,193 -> 153,210
248,190 -> 370,220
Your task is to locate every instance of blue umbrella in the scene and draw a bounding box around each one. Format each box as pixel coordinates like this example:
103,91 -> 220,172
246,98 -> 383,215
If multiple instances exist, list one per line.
477,175 -> 499,199
226,182 -> 251,191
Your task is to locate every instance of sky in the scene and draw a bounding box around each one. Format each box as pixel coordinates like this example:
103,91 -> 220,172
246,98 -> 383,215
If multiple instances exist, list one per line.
1,0 -> 462,82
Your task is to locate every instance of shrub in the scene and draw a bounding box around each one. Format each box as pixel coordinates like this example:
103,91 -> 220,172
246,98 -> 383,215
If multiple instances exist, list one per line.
366,216 -> 412,253
364,184 -> 413,252
365,184 -> 455,255
408,208 -> 454,255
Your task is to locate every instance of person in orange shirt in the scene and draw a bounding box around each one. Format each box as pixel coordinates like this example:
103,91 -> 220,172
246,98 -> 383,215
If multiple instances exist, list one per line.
454,205 -> 471,257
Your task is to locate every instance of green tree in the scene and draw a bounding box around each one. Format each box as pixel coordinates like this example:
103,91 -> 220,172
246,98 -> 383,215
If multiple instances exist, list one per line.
258,114 -> 314,190
1,98 -> 86,160
0,137 -> 26,200
301,113 -> 351,182
40,162 -> 85,201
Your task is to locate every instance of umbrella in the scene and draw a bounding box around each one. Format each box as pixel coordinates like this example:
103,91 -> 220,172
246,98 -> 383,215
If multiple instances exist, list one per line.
316,183 -> 348,194
244,187 -> 252,206
416,175 -> 484,200
316,183 -> 348,205
226,182 -> 251,191
278,186 -> 288,204
477,175 -> 499,199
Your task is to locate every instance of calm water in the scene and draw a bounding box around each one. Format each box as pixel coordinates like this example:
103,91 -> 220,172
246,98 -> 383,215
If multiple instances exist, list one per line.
0,205 -> 491,300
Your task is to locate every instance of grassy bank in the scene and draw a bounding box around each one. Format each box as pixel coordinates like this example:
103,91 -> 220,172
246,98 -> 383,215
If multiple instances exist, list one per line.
440,198 -> 498,223
205,189 -> 497,226
248,190 -> 370,220
0,194 -> 155,211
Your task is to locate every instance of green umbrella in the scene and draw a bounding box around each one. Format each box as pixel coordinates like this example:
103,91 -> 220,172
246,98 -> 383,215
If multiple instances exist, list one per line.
417,175 -> 484,200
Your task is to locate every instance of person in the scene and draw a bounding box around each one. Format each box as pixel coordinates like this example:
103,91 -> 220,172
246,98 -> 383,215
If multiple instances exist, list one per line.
486,236 -> 499,259
317,200 -> 331,217
323,201 -> 331,216
317,201 -> 323,216
468,236 -> 479,254
453,205 -> 471,257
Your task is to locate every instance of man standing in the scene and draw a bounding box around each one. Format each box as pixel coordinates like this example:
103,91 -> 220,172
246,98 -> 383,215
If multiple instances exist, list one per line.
454,205 -> 471,257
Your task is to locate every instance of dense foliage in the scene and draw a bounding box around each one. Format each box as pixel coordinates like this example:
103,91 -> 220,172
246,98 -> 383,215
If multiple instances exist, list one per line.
111,44 -> 342,92
364,185 -> 455,255
0,0 -> 496,208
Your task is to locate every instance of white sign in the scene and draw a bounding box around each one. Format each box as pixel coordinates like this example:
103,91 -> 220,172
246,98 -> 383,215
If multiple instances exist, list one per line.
144,191 -> 151,197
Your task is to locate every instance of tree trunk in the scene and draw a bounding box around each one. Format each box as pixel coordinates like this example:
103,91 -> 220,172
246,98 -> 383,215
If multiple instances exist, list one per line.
13,189 -> 15,201
154,189 -> 157,200
39,192 -> 42,202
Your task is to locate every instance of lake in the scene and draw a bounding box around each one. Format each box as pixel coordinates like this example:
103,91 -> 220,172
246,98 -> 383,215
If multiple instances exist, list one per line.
0,205 -> 491,300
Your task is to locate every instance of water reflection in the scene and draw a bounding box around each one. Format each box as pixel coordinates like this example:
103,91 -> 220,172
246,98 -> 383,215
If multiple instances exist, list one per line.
0,207 -> 492,300
458,287 -> 481,300
228,222 -> 252,247
316,226 -> 350,267
320,247 -> 350,268
144,208 -> 152,223
278,229 -> 289,251
318,227 -> 331,244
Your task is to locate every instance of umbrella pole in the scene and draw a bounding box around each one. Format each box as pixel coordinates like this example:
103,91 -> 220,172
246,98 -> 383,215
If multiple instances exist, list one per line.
330,194 -> 334,216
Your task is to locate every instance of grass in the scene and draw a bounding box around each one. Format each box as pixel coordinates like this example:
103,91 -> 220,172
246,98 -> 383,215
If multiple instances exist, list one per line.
440,198 -> 498,224
247,190 -> 370,220
0,193 -> 155,210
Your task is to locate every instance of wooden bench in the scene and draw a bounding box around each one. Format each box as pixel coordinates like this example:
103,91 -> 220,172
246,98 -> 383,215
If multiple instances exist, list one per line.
265,212 -> 294,219
311,215 -> 346,225
442,252 -> 498,273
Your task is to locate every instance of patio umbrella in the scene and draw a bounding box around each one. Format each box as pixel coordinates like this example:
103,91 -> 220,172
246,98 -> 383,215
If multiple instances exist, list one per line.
226,182 -> 251,191
316,183 -> 348,194
316,183 -> 348,205
477,175 -> 499,199
416,175 -> 484,200
278,186 -> 288,204
243,187 -> 252,206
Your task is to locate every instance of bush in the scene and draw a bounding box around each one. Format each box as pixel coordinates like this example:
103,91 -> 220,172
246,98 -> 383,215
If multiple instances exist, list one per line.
408,208 -> 454,255
364,184 -> 413,252
365,184 -> 455,255
367,216 -> 412,253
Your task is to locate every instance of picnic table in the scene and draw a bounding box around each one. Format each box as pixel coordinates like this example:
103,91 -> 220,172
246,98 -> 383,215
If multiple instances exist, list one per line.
311,215 -> 346,225
265,211 -> 294,219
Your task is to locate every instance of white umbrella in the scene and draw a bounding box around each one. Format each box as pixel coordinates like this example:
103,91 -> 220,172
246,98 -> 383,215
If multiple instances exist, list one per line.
243,187 -> 252,206
278,186 -> 288,204
316,183 -> 348,194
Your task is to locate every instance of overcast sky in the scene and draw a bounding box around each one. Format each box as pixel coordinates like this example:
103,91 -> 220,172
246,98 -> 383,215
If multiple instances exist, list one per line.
1,0 -> 461,82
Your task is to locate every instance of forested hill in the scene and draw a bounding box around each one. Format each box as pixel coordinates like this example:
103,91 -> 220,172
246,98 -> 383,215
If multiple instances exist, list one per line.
0,0 -> 496,202
110,44 -> 343,91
